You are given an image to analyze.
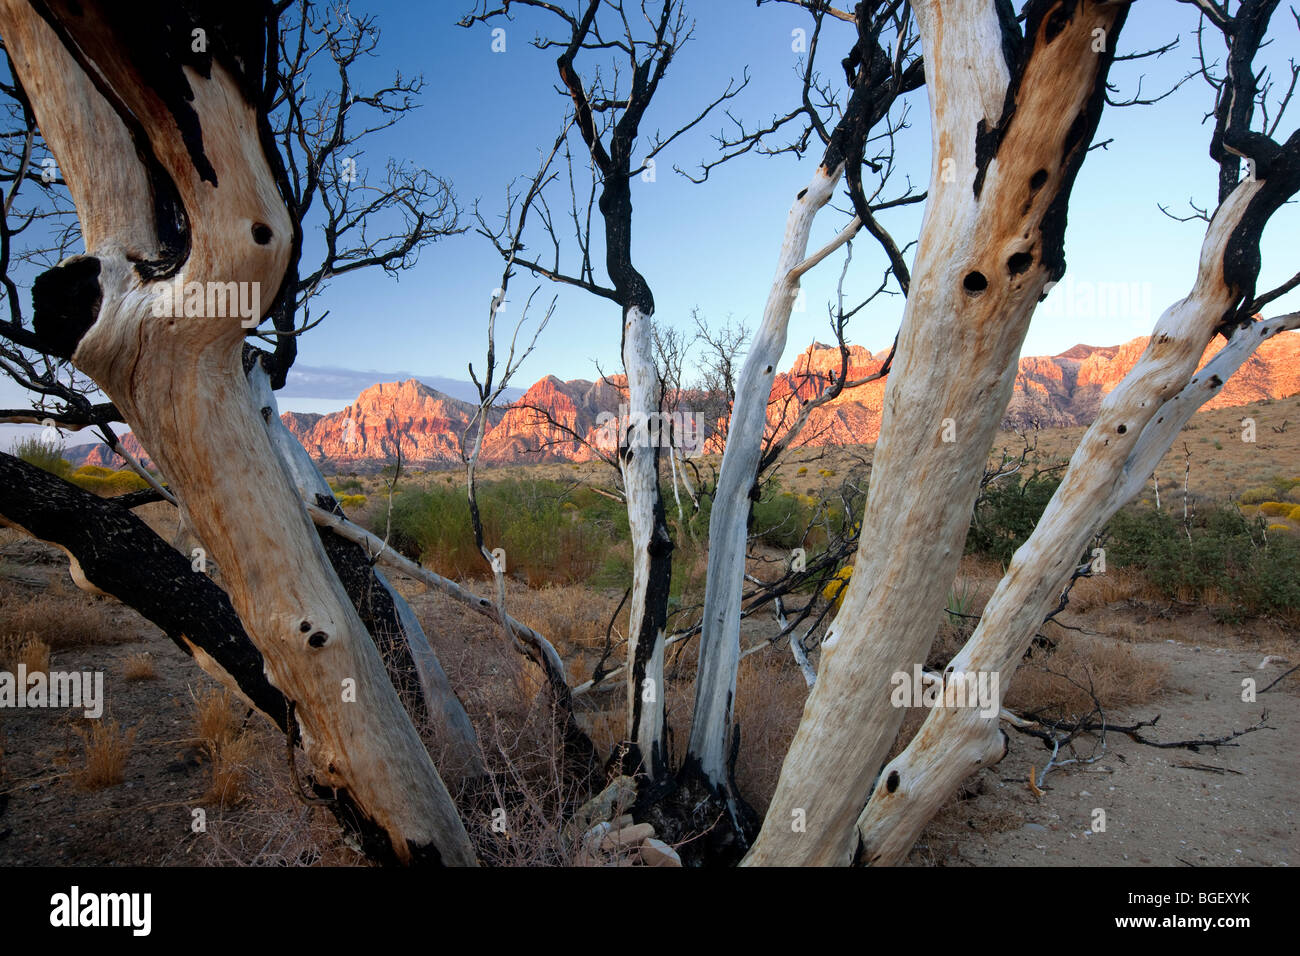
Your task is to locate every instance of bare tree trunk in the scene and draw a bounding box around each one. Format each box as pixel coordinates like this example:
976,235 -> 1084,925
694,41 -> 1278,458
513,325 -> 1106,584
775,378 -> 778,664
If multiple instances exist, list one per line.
246,356 -> 484,778
685,161 -> 843,806
621,302 -> 673,779
2,0 -> 473,864
745,0 -> 1129,866
685,5 -> 920,827
855,167 -> 1300,862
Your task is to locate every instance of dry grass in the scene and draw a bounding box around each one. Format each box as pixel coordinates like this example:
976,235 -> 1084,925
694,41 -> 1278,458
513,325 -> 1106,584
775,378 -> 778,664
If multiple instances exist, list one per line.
0,632 -> 48,673
205,730 -> 258,809
1067,567 -> 1162,613
121,652 -> 157,681
733,648 -> 810,814
0,589 -> 122,651
191,684 -> 241,752
73,718 -> 135,790
1006,633 -> 1169,719
189,684 -> 258,807
18,636 -> 49,675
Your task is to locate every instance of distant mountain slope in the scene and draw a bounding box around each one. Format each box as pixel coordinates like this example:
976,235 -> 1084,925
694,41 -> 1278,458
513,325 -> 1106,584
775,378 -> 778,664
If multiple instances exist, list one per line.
66,331 -> 1300,470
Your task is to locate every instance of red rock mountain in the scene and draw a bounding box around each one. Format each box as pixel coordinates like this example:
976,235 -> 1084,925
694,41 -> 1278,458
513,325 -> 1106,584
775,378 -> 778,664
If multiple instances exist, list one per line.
67,331 -> 1299,470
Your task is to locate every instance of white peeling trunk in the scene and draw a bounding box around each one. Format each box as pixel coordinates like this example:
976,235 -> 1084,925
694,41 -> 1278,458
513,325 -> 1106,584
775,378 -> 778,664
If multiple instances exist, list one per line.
1,1 -> 474,864
620,303 -> 671,777
855,179 -> 1289,864
247,361 -> 483,774
686,162 -> 843,792
745,0 -> 1129,866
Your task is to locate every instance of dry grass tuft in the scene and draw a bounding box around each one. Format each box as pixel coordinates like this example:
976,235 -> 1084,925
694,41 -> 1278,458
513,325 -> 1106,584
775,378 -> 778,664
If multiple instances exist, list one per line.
191,685 -> 241,752
1067,568 -> 1160,613
1006,633 -> 1169,719
74,718 -> 135,790
190,684 -> 257,807
0,590 -> 122,650
18,636 -> 50,675
0,632 -> 49,674
122,652 -> 157,681
205,730 -> 258,808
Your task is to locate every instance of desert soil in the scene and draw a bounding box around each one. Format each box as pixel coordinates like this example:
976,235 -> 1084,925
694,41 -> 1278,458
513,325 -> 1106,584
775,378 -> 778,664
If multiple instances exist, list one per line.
0,534 -> 1295,867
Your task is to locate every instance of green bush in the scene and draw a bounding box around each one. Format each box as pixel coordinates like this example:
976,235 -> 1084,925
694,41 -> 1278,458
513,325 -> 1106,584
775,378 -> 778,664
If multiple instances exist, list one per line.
380,478 -> 614,586
966,474 -> 1063,564
11,436 -> 71,478
69,467 -> 150,496
1106,504 -> 1300,621
74,464 -> 115,479
1242,477 -> 1300,504
330,476 -> 363,495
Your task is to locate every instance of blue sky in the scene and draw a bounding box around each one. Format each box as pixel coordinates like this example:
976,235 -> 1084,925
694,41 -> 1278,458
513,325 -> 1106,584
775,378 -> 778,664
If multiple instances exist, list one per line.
291,0 -> 1298,384
3,0 -> 1298,446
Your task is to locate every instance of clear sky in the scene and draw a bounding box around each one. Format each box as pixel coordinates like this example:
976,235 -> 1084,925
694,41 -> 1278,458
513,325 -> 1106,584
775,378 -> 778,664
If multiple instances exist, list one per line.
3,0 -> 1298,447
288,0 -> 1299,385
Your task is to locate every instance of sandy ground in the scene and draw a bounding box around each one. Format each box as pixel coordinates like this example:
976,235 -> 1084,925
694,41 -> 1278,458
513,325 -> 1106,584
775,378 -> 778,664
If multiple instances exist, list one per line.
913,635 -> 1297,866
0,535 -> 1295,867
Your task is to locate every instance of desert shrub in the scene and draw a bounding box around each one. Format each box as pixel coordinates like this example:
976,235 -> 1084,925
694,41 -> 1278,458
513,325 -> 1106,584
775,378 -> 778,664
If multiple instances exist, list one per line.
385,484 -> 480,578
1242,477 -> 1300,504
966,474 -> 1063,564
1240,485 -> 1274,505
1105,503 -> 1300,621
68,467 -> 149,496
1268,523 -> 1291,534
383,479 -> 612,586
336,493 -> 367,509
1259,501 -> 1290,517
74,464 -> 114,478
122,652 -> 157,681
330,476 -> 364,494
74,719 -> 135,790
10,436 -> 71,478
822,565 -> 853,609
751,492 -> 806,550
751,483 -> 825,550
1290,505 -> 1300,522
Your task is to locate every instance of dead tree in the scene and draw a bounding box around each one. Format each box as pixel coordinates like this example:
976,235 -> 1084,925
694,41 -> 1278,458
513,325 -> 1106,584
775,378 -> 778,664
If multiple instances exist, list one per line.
744,0 -> 1137,865
685,0 -> 921,845
460,0 -> 742,782
0,0 -> 473,864
851,0 -> 1300,867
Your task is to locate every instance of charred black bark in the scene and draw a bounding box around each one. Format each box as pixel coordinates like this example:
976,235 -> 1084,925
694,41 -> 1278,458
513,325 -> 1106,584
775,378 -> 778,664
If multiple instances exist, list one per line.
1223,128 -> 1300,326
313,494 -> 434,727
972,0 -> 1129,281
0,453 -> 454,865
833,3 -> 925,228
555,2 -> 673,776
30,255 -> 102,360
31,0 -> 299,338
